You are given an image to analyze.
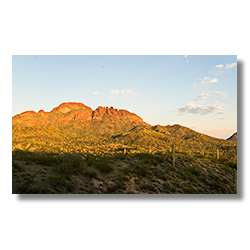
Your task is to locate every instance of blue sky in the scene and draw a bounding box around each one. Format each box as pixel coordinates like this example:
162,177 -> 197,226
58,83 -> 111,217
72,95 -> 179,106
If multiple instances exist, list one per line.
12,55 -> 237,139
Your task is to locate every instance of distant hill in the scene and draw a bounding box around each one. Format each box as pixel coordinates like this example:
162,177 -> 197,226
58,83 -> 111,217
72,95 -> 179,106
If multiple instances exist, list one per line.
227,132 -> 237,142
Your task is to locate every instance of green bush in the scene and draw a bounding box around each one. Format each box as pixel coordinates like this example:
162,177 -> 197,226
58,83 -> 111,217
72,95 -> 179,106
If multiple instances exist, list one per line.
106,182 -> 127,193
33,153 -> 60,166
12,160 -> 25,172
83,170 -> 97,179
96,163 -> 114,173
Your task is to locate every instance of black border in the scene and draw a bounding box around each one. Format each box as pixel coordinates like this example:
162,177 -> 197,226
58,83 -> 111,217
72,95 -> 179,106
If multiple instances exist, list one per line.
12,55 -> 248,205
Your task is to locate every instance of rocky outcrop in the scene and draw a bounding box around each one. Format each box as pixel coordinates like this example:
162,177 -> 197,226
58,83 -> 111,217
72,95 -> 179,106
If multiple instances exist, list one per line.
92,106 -> 143,121
12,111 -> 36,119
51,102 -> 93,114
12,102 -> 149,128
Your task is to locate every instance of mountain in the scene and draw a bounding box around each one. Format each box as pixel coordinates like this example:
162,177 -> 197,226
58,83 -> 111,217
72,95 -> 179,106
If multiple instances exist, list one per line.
12,102 -> 237,157
227,132 -> 237,142
12,102 -> 149,136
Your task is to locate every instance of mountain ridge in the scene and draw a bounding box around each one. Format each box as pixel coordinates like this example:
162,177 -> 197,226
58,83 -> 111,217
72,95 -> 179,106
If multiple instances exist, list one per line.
12,102 -> 236,140
227,132 -> 237,141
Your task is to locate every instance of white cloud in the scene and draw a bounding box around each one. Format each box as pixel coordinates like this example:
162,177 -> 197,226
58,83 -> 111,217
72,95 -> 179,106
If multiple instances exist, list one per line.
178,101 -> 224,115
184,55 -> 188,58
210,78 -> 219,83
215,64 -> 224,69
225,62 -> 237,69
195,93 -> 210,101
192,82 -> 197,88
214,62 -> 237,69
186,60 -> 190,63
93,91 -> 99,95
110,90 -> 120,94
201,77 -> 218,84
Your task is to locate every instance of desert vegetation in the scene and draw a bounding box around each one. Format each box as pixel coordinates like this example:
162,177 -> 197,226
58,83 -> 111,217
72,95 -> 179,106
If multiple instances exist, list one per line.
12,103 -> 237,194
12,148 -> 237,194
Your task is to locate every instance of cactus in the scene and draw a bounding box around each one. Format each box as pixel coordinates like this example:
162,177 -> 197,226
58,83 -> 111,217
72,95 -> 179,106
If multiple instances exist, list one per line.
124,148 -> 126,154
234,169 -> 237,194
217,149 -> 219,159
172,143 -> 175,168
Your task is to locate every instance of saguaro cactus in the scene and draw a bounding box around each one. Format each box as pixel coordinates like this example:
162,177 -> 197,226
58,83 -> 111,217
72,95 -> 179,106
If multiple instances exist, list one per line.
217,149 -> 219,160
172,143 -> 175,168
234,169 -> 237,194
124,148 -> 126,154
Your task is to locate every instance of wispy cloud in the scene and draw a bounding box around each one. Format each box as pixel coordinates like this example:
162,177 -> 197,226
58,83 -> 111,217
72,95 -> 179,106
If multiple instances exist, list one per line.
121,89 -> 136,97
194,93 -> 210,101
110,90 -> 120,94
184,55 -> 188,58
110,89 -> 136,97
225,62 -> 237,69
214,62 -> 237,69
213,90 -> 227,99
93,91 -> 99,95
201,77 -> 218,84
193,90 -> 227,102
178,101 -> 224,116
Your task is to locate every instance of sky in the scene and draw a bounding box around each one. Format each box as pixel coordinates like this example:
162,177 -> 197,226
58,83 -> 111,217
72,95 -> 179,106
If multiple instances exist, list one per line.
12,55 -> 237,139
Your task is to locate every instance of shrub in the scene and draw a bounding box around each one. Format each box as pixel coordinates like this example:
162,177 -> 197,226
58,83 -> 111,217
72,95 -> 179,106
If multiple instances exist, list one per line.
106,182 -> 127,193
96,163 -> 114,174
83,170 -> 97,179
49,175 -> 67,187
33,153 -> 60,166
182,187 -> 198,194
134,178 -> 141,185
188,166 -> 202,176
12,161 -> 25,172
15,169 -> 41,194
132,165 -> 150,177
222,165 -> 233,173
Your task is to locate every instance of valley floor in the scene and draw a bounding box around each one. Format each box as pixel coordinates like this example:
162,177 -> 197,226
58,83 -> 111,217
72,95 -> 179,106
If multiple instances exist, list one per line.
12,150 -> 237,194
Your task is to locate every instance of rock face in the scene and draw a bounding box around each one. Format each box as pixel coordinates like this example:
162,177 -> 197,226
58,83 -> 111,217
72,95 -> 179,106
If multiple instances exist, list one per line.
12,111 -> 36,119
12,102 -> 148,134
51,102 -> 93,114
92,106 -> 143,121
227,132 -> 237,142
